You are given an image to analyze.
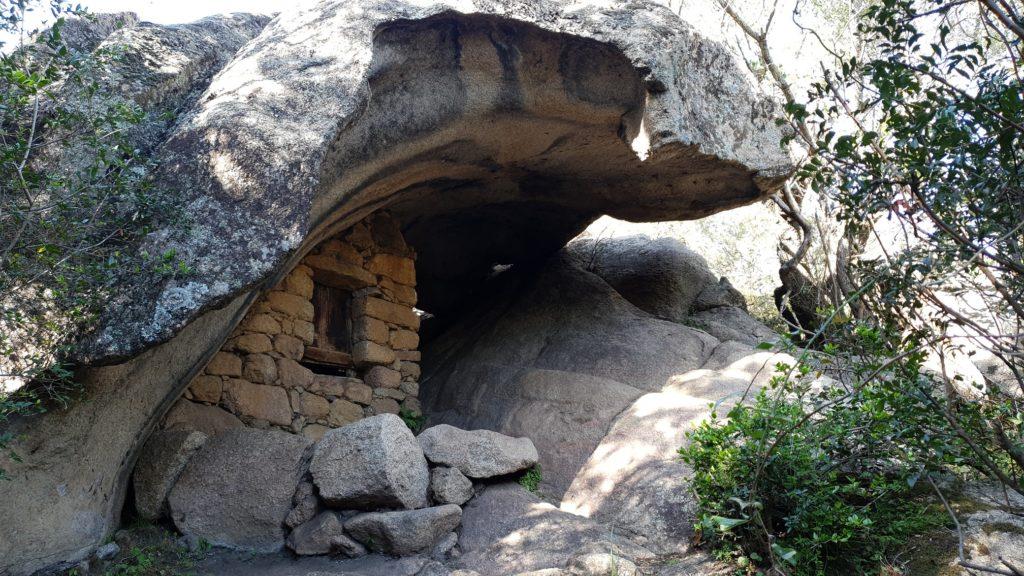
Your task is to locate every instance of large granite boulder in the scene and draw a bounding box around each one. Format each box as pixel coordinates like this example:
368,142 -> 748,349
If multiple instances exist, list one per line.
80,0 -> 791,362
168,428 -> 312,552
420,254 -> 721,495
422,250 -> 794,555
309,414 -> 430,510
567,236 -> 719,322
418,425 -> 538,479
0,1 -> 792,572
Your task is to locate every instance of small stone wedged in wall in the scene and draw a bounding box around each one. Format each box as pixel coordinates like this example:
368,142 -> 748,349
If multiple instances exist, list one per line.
371,397 -> 401,415
354,296 -> 421,330
366,365 -> 401,389
222,379 -> 293,427
328,398 -> 363,427
163,399 -> 243,436
188,375 -> 222,403
285,479 -> 320,529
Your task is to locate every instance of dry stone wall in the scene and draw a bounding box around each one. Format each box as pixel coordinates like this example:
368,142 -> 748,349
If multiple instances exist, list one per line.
170,212 -> 421,441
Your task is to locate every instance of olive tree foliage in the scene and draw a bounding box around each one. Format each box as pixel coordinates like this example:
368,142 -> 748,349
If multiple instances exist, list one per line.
716,0 -> 1022,483
681,0 -> 1023,573
0,1 -> 179,477
798,0 -> 1023,475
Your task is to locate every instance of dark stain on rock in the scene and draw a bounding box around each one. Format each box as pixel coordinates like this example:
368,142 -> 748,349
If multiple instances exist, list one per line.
488,23 -> 524,112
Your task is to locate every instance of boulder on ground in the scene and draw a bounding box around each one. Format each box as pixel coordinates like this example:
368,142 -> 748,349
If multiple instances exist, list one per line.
420,254 -> 719,495
168,428 -> 311,552
286,511 -> 367,557
133,429 -> 208,520
418,424 -> 538,479
345,504 -> 463,556
430,466 -> 474,506
309,413 -> 429,510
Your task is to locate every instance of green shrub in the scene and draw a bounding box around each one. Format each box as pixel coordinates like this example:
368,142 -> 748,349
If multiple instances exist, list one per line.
680,326 -> 960,575
399,409 -> 425,434
518,464 -> 542,493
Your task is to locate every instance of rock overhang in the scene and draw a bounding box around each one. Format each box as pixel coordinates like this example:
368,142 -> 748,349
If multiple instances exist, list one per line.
0,4 -> 797,573
80,0 -> 794,364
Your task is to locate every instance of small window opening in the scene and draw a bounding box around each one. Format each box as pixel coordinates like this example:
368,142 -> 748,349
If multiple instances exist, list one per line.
303,282 -> 354,371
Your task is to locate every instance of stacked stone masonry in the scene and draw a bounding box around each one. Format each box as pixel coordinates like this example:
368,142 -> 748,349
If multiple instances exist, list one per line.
174,212 -> 421,441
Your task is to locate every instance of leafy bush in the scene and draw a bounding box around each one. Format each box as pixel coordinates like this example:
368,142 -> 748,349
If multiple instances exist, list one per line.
680,325 -> 961,575
789,0 -> 1024,497
691,0 -> 1023,571
518,464 -> 542,493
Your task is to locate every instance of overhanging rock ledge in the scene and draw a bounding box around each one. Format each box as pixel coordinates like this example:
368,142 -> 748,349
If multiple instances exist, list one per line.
80,0 -> 793,364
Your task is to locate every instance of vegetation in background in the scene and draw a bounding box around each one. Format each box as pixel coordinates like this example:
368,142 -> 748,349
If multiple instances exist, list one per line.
518,464 -> 543,493
686,0 -> 1022,572
399,408 -> 426,434
0,1 -> 180,478
795,0 -> 1024,498
681,327 -> 957,574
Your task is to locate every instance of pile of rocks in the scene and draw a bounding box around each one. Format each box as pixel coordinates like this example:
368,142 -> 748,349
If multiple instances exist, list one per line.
132,413 -> 538,559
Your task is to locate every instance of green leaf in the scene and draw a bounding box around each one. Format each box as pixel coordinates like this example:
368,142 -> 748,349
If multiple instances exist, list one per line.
772,543 -> 798,566
709,516 -> 749,532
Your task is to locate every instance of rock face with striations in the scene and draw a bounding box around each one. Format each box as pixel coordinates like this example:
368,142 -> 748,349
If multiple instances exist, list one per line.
0,1 -> 794,573
309,414 -> 430,510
